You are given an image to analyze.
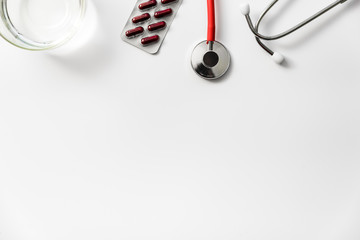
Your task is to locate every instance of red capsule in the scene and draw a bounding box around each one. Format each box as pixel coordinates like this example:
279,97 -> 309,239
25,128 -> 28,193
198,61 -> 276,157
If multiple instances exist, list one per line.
154,8 -> 173,18
161,0 -> 177,4
148,21 -> 166,31
141,35 -> 159,45
125,27 -> 144,37
139,0 -> 157,10
132,13 -> 151,23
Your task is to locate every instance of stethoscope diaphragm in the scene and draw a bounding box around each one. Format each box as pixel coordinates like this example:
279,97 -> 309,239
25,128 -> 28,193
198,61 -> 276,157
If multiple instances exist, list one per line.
191,40 -> 230,80
191,0 -> 230,80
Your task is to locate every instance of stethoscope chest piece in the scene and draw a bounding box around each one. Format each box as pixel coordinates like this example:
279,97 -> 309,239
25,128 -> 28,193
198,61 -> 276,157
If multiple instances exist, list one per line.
191,40 -> 230,80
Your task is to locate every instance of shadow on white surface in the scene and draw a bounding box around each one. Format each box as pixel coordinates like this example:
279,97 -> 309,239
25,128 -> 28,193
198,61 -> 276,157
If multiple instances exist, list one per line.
45,1 -> 116,75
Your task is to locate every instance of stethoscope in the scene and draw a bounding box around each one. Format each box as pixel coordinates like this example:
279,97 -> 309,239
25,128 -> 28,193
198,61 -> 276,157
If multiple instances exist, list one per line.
191,0 -> 231,80
190,0 -> 349,78
241,0 -> 349,64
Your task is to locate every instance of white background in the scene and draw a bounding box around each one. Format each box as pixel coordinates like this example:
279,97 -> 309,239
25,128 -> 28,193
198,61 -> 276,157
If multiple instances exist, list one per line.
1,0 -> 360,239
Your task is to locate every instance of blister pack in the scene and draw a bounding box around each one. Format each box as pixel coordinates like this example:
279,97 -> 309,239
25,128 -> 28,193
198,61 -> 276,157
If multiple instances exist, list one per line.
121,0 -> 183,54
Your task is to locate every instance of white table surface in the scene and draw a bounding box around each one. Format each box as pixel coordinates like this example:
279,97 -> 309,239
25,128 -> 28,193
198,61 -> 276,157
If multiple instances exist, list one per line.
1,0 -> 360,240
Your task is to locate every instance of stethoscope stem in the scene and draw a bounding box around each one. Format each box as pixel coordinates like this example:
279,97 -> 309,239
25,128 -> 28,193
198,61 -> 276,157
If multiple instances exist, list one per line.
208,41 -> 214,51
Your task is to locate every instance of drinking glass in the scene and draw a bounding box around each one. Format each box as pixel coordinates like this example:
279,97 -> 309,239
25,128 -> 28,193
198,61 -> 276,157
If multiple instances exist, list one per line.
0,0 -> 87,50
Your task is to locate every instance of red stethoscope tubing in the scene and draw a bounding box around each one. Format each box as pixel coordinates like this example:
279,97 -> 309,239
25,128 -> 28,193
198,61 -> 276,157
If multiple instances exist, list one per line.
207,0 -> 215,42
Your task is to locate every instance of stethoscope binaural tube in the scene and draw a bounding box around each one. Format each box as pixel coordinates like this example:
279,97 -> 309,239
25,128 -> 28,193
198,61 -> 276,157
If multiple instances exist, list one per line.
207,0 -> 215,43
191,0 -> 230,80
240,0 -> 349,64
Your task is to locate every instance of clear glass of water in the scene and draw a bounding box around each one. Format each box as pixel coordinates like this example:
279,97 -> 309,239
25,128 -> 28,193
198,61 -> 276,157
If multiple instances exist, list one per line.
0,0 -> 87,50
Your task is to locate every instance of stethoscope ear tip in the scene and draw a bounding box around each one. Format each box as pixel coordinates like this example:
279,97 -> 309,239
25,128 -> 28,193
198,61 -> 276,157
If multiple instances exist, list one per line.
272,52 -> 285,65
240,3 -> 250,15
